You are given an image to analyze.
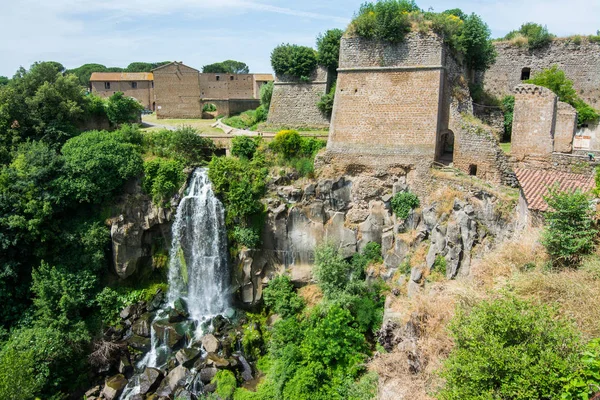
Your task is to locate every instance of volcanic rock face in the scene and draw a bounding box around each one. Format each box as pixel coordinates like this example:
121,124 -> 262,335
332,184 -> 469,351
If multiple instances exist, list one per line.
236,172 -> 516,305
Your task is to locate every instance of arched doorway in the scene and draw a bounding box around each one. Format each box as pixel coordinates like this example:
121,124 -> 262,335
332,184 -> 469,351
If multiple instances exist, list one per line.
438,129 -> 454,165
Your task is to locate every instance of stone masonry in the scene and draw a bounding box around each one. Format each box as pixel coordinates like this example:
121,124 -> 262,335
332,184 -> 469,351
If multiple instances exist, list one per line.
479,39 -> 600,108
267,66 -> 330,129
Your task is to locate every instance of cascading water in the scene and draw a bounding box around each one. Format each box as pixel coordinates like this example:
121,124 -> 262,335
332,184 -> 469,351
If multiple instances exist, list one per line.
166,167 -> 230,326
120,168 -> 230,399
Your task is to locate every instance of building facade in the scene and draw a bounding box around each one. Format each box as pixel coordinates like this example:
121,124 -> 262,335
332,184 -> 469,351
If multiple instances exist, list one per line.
89,72 -> 155,110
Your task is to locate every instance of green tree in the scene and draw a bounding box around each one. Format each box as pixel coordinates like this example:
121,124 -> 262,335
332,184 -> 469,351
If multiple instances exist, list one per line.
105,91 -> 144,125
124,61 -> 170,72
458,13 -> 497,71
505,22 -> 554,50
142,158 -> 186,205
260,81 -> 274,110
317,83 -> 336,117
0,76 -> 8,86
59,129 -> 144,203
231,135 -> 260,159
271,44 -> 318,80
263,275 -> 305,318
202,60 -> 250,74
542,186 -> 597,267
526,65 -> 599,125
438,296 -> 581,400
65,63 -> 108,87
316,29 -> 344,72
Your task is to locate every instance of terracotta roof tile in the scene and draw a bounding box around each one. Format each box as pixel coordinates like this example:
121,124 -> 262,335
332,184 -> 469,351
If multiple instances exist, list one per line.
89,72 -> 153,81
515,168 -> 595,212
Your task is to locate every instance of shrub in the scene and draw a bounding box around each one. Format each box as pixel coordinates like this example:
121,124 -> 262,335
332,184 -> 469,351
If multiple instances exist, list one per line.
561,338 -> 600,399
106,91 -> 143,125
231,136 -> 260,159
260,81 -> 274,110
390,191 -> 420,219
351,1 -> 417,43
316,83 -> 336,117
143,158 -> 186,205
212,370 -> 237,400
542,186 -> 597,267
271,44 -> 318,80
316,29 -> 344,72
288,157 -> 315,178
269,130 -> 303,158
222,108 -> 266,130
501,95 -> 515,140
314,245 -> 364,299
505,22 -> 554,50
202,103 -> 217,112
351,242 -> 383,271
438,296 -> 581,400
143,126 -> 216,165
232,226 -> 261,249
263,275 -> 305,318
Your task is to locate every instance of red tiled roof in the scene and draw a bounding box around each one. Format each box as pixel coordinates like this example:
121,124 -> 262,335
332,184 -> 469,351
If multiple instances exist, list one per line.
515,168 -> 595,212
89,72 -> 153,81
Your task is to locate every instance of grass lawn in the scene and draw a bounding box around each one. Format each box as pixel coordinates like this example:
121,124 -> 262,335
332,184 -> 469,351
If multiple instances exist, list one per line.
500,142 -> 511,154
141,113 -> 223,135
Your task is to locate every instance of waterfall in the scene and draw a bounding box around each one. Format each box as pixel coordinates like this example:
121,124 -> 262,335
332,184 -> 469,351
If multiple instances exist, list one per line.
121,168 -> 230,399
166,167 -> 230,327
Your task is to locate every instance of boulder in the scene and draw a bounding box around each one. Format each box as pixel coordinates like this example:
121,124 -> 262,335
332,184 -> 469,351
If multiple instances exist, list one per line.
207,353 -> 229,368
85,386 -> 101,398
153,320 -> 184,349
102,374 -> 128,400
175,348 -> 201,368
173,298 -> 189,318
127,335 -> 151,352
199,366 -> 217,383
132,313 -> 152,337
155,365 -> 190,397
174,388 -> 193,400
139,367 -> 163,395
201,334 -> 220,353
118,355 -> 133,377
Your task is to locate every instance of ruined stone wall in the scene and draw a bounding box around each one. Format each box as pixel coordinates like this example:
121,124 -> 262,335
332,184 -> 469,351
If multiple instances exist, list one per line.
327,33 -> 445,160
154,63 -> 202,119
511,84 -> 557,160
479,39 -> 600,108
473,104 -> 504,140
554,102 -> 577,153
267,66 -> 330,128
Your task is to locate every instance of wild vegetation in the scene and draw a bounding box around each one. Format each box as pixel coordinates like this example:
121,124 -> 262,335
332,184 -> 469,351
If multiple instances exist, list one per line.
503,22 -> 554,50
202,60 -> 250,74
66,61 -> 170,87
270,44 -> 318,81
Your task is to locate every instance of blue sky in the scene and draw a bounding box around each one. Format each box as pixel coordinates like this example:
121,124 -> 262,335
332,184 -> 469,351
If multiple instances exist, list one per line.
1,0 -> 599,77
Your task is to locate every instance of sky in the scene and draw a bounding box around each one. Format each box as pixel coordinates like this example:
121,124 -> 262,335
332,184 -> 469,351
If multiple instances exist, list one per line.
1,0 -> 599,77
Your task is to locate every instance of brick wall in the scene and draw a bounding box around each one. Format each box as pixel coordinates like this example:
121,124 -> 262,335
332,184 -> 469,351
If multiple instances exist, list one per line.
478,39 -> 600,108
90,80 -> 154,109
199,73 -> 255,99
328,33 -> 444,158
267,66 -> 330,128
153,62 -> 202,119
511,84 -> 557,159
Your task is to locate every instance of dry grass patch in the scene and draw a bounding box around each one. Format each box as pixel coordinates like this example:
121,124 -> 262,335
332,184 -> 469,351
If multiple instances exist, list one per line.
428,187 -> 465,218
297,284 -> 323,308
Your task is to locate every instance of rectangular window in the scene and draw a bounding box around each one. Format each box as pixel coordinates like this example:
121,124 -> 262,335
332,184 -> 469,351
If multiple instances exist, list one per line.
216,76 -> 220,81
230,76 -> 234,81
104,82 -> 110,89
131,81 -> 137,89
151,81 -> 154,88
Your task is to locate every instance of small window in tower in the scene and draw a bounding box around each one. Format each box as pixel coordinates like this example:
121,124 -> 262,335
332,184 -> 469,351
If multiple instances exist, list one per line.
469,164 -> 478,176
131,81 -> 137,89
104,82 -> 110,89
216,76 -> 220,81
230,76 -> 234,81
521,67 -> 531,81
151,81 -> 154,88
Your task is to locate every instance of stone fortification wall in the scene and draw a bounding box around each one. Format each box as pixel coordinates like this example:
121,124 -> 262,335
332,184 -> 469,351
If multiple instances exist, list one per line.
327,32 -> 445,160
511,84 -> 557,159
154,63 -> 202,119
199,73 -> 256,99
266,66 -> 330,128
554,102 -> 577,153
479,39 -> 600,108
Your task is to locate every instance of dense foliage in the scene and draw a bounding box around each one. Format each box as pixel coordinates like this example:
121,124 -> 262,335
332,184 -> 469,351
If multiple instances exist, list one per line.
271,44 -> 318,80
390,191 -> 420,219
259,81 -> 274,111
504,22 -> 554,50
202,60 -> 250,74
561,339 -> 600,399
143,158 -> 186,205
233,244 -> 383,400
349,1 -> 496,71
542,186 -> 597,267
439,296 -> 581,400
501,95 -> 515,140
142,126 -> 216,166
316,29 -> 344,72
222,107 -> 268,130
66,61 -> 170,87
526,66 -> 599,125
231,136 -> 261,159
105,91 -> 144,125
317,83 -> 336,117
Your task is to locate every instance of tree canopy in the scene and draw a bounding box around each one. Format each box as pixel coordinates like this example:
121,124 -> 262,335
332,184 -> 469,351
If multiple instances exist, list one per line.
271,44 -> 318,80
202,60 -> 250,74
317,29 -> 344,72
